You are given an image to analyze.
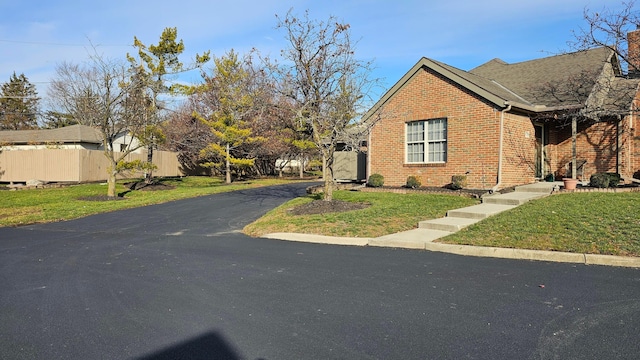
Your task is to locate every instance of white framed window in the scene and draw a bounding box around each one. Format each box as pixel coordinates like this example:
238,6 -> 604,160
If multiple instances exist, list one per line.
406,118 -> 447,163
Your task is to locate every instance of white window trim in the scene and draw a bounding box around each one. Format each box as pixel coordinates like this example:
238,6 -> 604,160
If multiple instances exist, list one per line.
405,118 -> 447,164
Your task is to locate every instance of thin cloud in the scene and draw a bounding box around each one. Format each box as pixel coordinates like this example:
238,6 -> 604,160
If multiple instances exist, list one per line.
0,0 -> 629,102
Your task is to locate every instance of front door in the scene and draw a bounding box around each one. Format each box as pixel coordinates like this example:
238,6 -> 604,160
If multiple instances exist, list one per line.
534,123 -> 547,178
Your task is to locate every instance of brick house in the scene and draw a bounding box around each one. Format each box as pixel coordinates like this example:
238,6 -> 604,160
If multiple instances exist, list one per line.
365,35 -> 640,190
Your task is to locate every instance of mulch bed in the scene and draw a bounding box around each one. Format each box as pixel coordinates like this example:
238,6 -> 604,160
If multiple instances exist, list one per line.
78,181 -> 176,201
124,181 -> 176,191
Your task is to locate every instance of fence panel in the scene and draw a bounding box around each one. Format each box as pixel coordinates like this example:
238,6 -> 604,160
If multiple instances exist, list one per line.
0,149 -> 182,183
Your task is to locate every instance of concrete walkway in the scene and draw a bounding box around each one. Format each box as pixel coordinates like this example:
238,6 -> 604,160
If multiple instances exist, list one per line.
263,182 -> 640,268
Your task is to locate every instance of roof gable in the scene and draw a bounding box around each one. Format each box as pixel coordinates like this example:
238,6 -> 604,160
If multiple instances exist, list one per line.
364,47 -> 638,121
363,57 -> 513,122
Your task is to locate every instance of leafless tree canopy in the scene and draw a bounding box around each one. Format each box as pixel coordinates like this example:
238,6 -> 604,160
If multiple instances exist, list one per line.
266,9 -> 381,200
570,0 -> 640,73
48,56 -> 150,197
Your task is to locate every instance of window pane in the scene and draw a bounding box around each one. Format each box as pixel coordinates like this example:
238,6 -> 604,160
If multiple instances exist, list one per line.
428,141 -> 446,162
407,121 -> 424,142
407,143 -> 424,163
428,119 -> 446,141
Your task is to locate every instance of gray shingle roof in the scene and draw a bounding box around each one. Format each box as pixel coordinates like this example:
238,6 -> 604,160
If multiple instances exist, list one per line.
469,47 -> 615,108
0,125 -> 103,145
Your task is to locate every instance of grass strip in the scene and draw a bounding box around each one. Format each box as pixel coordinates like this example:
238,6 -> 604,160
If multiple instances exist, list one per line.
439,192 -> 640,256
243,190 -> 480,238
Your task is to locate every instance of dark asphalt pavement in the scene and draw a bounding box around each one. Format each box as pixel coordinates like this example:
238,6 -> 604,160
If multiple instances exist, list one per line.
1,182 -> 640,359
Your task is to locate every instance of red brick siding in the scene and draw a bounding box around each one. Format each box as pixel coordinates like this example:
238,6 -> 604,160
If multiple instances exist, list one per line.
548,121 -> 625,179
370,68 -> 507,189
501,112 -> 537,186
369,66 -> 640,188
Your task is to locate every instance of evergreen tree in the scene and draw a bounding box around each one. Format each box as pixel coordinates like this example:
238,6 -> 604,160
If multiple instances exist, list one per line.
196,50 -> 264,183
0,72 -> 40,130
41,110 -> 78,128
127,27 -> 210,183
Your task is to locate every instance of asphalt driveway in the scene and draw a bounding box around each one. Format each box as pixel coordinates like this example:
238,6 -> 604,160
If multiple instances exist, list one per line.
1,182 -> 640,359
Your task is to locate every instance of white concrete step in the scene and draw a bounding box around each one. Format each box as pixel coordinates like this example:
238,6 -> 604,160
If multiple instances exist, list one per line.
446,203 -> 517,219
482,191 -> 549,205
370,228 -> 452,248
514,182 -> 557,193
419,217 -> 480,232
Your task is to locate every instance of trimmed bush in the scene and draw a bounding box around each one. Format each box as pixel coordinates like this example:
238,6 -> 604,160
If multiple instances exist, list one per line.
405,175 -> 421,189
450,175 -> 468,190
367,173 -> 384,187
606,172 -> 621,187
590,173 -> 610,188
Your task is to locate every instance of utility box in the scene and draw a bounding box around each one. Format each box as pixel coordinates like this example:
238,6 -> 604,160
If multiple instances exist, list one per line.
333,151 -> 367,182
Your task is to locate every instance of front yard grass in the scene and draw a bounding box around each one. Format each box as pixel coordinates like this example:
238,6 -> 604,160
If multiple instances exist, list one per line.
243,190 -> 480,238
439,192 -> 640,257
0,177 -> 294,227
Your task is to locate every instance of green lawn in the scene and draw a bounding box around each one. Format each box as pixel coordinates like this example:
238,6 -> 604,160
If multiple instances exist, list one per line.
439,192 -> 640,257
0,177 -> 295,227
243,190 -> 480,238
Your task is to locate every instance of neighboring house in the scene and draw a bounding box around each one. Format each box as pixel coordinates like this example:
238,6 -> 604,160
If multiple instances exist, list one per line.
0,124 -> 141,152
0,125 -> 181,183
365,32 -> 640,190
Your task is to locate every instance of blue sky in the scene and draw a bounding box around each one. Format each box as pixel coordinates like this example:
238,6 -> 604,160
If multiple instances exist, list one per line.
0,0 -> 630,104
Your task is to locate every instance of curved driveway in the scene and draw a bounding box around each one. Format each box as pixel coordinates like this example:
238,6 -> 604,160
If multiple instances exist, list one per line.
1,182 -> 640,359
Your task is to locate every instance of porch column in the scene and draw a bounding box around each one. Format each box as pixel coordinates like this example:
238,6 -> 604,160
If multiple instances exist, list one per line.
571,116 -> 577,179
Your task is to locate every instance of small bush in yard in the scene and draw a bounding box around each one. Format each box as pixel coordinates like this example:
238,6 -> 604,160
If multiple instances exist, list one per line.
367,173 -> 384,187
405,175 -> 421,188
590,173 -> 610,188
450,175 -> 468,190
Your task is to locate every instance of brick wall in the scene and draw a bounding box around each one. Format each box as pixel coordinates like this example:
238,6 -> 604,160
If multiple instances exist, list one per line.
369,67 -> 527,190
548,120 -> 630,180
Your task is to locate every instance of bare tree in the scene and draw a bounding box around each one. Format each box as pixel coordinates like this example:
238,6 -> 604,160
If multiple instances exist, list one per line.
161,102 -> 214,175
571,0 -> 640,73
48,56 -> 149,198
267,9 -> 381,201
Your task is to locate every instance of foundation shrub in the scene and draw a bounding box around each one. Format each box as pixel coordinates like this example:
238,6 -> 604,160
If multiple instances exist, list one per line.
367,173 -> 384,188
450,175 -> 468,190
590,173 -> 610,188
405,175 -> 421,189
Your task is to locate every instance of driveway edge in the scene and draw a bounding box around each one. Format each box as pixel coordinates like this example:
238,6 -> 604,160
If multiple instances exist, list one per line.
261,232 -> 640,268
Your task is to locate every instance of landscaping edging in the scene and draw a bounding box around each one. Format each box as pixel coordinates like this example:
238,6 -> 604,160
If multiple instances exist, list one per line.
555,186 -> 640,194
358,186 -> 484,198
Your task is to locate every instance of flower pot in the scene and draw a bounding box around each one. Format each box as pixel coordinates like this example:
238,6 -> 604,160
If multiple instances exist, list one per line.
562,178 -> 578,190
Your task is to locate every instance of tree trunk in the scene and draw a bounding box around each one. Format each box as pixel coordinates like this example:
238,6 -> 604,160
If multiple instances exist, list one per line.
225,143 -> 232,184
323,163 -> 334,201
299,153 -> 304,178
145,144 -> 154,184
107,169 -> 117,198
322,154 -> 326,181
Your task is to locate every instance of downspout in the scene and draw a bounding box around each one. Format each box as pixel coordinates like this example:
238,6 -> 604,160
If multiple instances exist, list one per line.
366,130 -> 372,182
491,102 -> 511,193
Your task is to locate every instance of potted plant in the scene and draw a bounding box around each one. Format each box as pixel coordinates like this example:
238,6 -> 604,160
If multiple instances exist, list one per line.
562,177 -> 578,190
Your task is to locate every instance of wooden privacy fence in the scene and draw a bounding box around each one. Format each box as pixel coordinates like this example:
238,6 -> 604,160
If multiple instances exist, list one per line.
0,149 -> 183,183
